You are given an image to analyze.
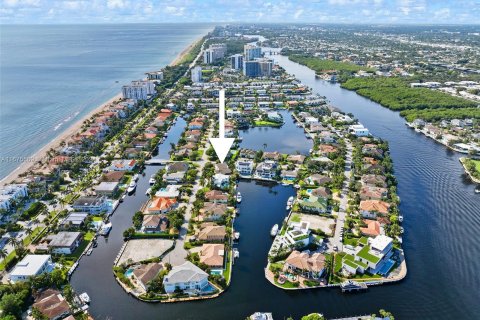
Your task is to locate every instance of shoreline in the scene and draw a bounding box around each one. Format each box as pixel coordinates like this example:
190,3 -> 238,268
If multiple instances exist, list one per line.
0,35 -> 207,187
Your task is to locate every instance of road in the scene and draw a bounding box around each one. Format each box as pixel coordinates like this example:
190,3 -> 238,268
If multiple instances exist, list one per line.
330,139 -> 353,253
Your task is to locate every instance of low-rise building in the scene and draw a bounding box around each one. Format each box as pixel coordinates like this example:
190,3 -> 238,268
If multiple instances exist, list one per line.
236,159 -> 255,176
199,243 -> 225,268
9,255 -> 53,283
284,250 -> 326,279
146,197 -> 178,214
132,262 -> 164,291
94,181 -> 119,197
163,261 -> 209,294
72,196 -> 108,214
0,184 -> 28,211
32,288 -> 71,320
48,232 -> 82,254
197,224 -> 226,242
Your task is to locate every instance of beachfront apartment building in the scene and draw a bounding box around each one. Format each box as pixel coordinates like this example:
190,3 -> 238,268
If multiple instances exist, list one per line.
243,58 -> 273,78
244,44 -> 262,61
0,184 -> 28,211
122,80 -> 156,100
203,44 -> 227,64
230,54 -> 244,70
9,255 -> 53,283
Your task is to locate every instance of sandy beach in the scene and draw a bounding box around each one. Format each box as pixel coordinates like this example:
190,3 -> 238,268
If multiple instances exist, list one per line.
0,33 -> 209,187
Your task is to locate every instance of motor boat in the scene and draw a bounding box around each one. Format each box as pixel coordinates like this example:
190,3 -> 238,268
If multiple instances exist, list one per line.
270,224 -> 279,237
286,196 -> 294,210
127,181 -> 136,194
100,222 -> 112,236
236,192 -> 242,203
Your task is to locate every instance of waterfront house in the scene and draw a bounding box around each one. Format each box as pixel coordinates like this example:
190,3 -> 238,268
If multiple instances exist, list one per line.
205,190 -> 229,204
199,243 -> 225,268
141,214 -> 169,233
212,173 -> 230,189
101,171 -> 126,183
72,196 -> 108,214
267,111 -> 283,122
9,255 -> 53,283
360,186 -> 388,201
361,174 -> 387,188
0,184 -> 28,211
109,159 -> 136,172
93,181 -> 119,197
163,261 -> 209,294
239,148 -> 256,159
255,161 -> 278,180
359,200 -> 390,219
32,288 -> 71,320
286,154 -> 305,164
47,232 -> 82,254
198,203 -> 227,222
146,197 -> 178,214
59,212 -> 88,231
285,221 -> 311,247
132,263 -> 164,291
351,235 -> 394,274
197,224 -> 226,242
155,185 -> 181,198
236,159 -> 255,176
349,124 -> 370,137
298,195 -> 328,214
281,170 -> 298,181
263,151 -> 281,161
284,250 -> 325,279
163,171 -> 186,184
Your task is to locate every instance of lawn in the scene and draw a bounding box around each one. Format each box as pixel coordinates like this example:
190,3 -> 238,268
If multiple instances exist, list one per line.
223,250 -> 233,285
334,252 -> 346,273
0,250 -> 17,271
23,226 -> 47,246
254,120 -> 283,127
290,214 -> 301,223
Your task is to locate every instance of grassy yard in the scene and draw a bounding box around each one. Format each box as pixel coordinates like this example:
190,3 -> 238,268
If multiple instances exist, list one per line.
290,213 -> 301,223
0,250 -> 17,271
334,252 -> 346,273
223,250 -> 233,284
23,226 -> 47,246
254,120 -> 283,127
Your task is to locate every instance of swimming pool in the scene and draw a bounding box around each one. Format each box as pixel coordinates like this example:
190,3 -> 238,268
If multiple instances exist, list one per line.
210,269 -> 223,276
125,269 -> 134,278
378,259 -> 395,276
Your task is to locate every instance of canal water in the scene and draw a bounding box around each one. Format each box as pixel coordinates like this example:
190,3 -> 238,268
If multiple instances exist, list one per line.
71,58 -> 480,319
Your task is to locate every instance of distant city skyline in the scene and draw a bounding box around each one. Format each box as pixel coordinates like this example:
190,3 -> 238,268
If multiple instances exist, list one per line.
1,0 -> 480,25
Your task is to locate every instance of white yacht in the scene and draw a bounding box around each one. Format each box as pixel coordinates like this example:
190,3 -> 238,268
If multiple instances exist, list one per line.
100,222 -> 112,236
149,175 -> 156,185
133,174 -> 139,182
270,224 -> 279,237
79,292 -> 90,304
286,196 -> 294,210
127,181 -> 136,194
236,192 -> 242,203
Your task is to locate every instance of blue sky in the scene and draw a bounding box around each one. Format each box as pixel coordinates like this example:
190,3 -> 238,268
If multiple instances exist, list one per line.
1,0 -> 479,24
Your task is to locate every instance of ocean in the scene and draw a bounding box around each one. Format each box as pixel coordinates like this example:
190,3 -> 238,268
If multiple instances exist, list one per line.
0,23 -> 212,179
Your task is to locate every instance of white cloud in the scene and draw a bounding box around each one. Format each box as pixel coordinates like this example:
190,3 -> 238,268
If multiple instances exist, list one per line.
107,0 -> 126,9
434,8 -> 450,19
165,5 -> 185,16
294,9 -> 304,19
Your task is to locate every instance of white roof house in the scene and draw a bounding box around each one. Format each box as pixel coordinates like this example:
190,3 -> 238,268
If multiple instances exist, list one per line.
163,261 -> 209,294
9,254 -> 53,283
369,235 -> 393,255
155,185 -> 181,198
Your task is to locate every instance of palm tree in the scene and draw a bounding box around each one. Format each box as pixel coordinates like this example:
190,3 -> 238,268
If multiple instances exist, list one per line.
0,249 -> 7,260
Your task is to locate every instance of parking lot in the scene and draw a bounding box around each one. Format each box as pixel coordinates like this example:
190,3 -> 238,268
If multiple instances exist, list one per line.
116,239 -> 174,265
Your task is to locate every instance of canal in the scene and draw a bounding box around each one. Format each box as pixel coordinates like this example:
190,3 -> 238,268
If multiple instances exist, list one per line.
71,58 -> 480,319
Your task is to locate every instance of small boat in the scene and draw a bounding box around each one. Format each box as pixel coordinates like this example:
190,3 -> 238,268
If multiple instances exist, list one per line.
234,232 -> 240,241
86,247 -> 93,256
294,184 -> 300,189
149,176 -> 156,185
79,292 -> 91,304
145,187 -> 152,196
270,224 -> 279,237
237,136 -> 243,141
233,248 -> 240,259
92,240 -> 98,248
475,186 -> 480,194
133,174 -> 139,182
400,227 -> 404,234
236,192 -> 242,203
398,215 -> 404,223
100,222 -> 112,236
127,181 -> 136,194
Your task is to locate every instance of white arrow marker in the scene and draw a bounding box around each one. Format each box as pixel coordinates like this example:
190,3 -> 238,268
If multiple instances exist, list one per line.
209,89 -> 234,163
